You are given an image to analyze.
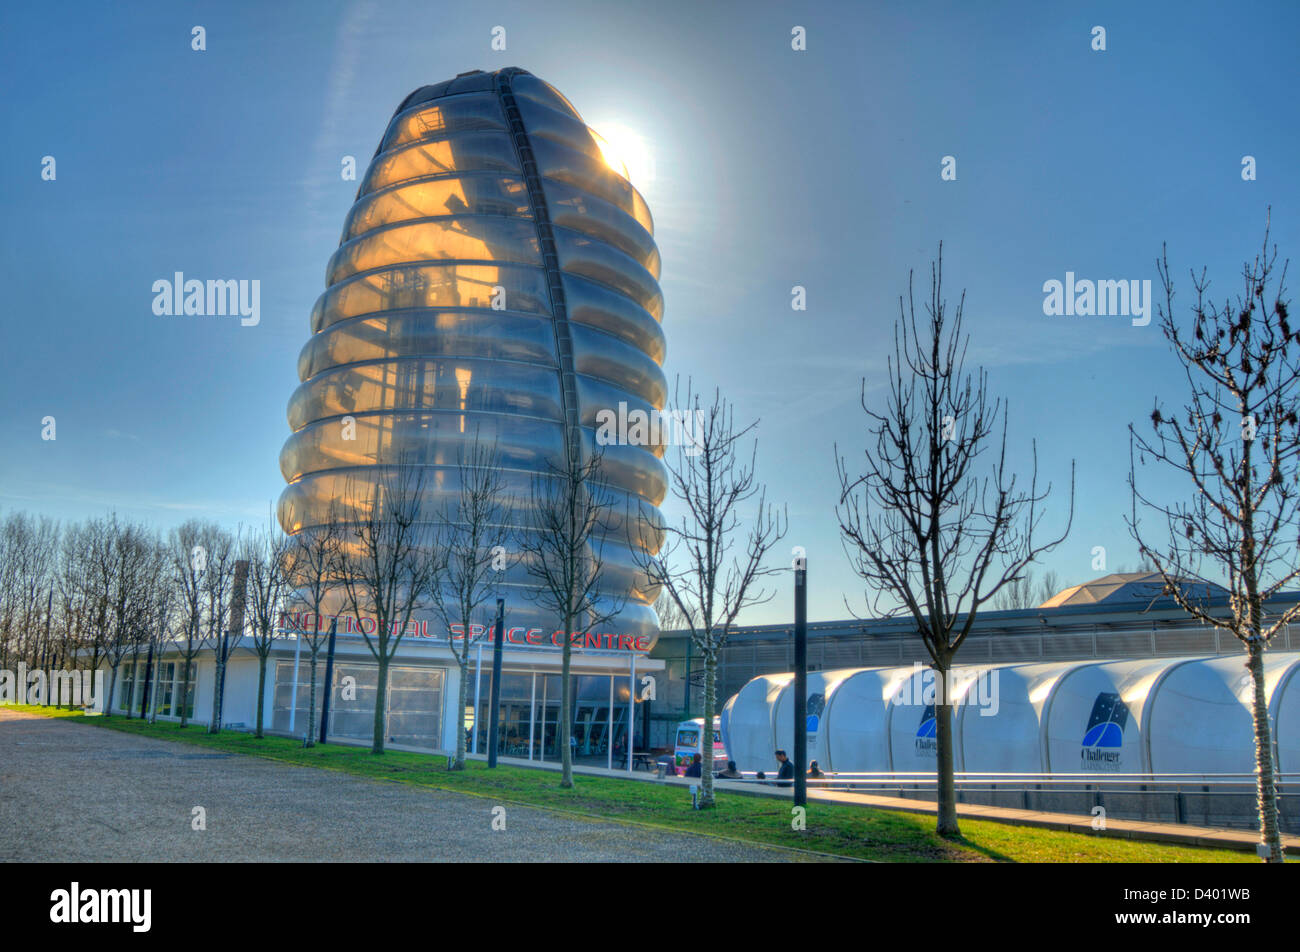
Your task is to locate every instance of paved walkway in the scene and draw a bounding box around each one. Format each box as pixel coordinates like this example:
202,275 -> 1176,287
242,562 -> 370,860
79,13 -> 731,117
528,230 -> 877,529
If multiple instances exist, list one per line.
0,709 -> 812,863
801,786 -> 1300,853
470,749 -> 1300,854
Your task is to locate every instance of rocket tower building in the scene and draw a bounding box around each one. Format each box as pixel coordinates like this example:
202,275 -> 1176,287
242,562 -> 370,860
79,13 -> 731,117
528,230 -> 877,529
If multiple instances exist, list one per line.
277,68 -> 667,643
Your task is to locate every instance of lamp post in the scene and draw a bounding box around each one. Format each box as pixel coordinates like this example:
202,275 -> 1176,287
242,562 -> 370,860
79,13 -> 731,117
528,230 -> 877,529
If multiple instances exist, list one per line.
487,598 -> 505,768
794,554 -> 808,808
318,616 -> 339,744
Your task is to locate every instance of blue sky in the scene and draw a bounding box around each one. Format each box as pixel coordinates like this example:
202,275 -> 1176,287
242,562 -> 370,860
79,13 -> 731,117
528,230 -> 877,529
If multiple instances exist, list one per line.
2,0 -> 1297,624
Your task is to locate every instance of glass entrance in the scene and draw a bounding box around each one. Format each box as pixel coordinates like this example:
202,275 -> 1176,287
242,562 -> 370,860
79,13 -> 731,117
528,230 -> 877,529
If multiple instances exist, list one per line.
475,672 -> 534,758
470,669 -> 641,766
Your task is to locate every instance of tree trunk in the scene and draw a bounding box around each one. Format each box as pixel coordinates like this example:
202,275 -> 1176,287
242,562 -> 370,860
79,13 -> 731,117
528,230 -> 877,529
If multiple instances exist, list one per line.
149,656 -> 161,725
215,648 -> 229,730
209,654 -> 226,735
453,659 -> 468,769
255,653 -> 268,739
209,648 -> 221,732
699,653 -> 717,808
177,661 -> 189,728
1246,641 -> 1285,862
125,651 -> 138,719
177,633 -> 193,728
106,665 -> 119,718
560,615 -> 573,788
372,653 -> 389,754
934,662 -> 961,838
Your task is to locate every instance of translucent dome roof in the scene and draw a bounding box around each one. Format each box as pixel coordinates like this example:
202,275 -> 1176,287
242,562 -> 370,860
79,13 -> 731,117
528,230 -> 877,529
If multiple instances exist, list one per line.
1039,572 -> 1228,609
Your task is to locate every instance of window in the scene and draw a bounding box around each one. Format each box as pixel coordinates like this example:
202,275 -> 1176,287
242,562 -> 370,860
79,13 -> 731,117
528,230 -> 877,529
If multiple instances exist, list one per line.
157,662 -> 176,716
386,666 -> 445,748
326,663 -> 378,740
272,660 -> 314,733
118,663 -> 136,710
177,662 -> 197,720
273,661 -> 446,749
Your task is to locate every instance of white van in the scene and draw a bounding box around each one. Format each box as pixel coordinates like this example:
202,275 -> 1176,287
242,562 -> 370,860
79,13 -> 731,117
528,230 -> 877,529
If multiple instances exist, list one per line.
671,717 -> 727,776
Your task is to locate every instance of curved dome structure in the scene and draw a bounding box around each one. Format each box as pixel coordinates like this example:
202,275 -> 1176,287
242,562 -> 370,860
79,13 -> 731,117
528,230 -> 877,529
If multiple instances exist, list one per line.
821,666 -> 915,774
722,673 -> 792,772
1041,656 -> 1186,774
1039,572 -> 1228,609
724,652 -> 1300,779
959,661 -> 1090,773
773,668 -> 856,766
887,663 -> 1006,774
277,68 -> 667,642
1147,653 -> 1300,777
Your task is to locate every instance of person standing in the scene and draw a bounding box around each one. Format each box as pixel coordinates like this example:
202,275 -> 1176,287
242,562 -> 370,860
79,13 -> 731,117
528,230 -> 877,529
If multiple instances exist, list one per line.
774,749 -> 794,788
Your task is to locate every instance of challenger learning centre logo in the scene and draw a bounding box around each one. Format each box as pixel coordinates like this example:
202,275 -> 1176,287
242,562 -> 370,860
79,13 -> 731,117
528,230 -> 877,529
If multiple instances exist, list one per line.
1081,692 -> 1129,770
915,704 -> 937,754
806,692 -> 825,751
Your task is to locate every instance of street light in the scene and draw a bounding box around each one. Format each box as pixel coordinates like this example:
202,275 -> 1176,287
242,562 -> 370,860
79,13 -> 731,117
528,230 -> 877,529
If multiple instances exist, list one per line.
487,598 -> 505,768
793,550 -> 807,808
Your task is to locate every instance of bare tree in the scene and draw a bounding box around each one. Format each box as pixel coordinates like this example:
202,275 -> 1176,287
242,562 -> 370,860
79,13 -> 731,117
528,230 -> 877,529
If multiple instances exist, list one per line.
993,570 -> 1036,611
653,586 -> 692,631
100,517 -> 157,717
1036,569 -> 1061,606
213,555 -> 250,730
519,452 -> 623,788
285,514 -> 342,746
0,513 -> 16,671
55,521 -> 99,703
635,383 -> 787,808
0,513 -> 59,670
245,524 -> 291,739
425,434 -> 513,770
1115,556 -> 1157,575
145,548 -> 179,725
168,520 -> 207,728
84,517 -> 118,698
1127,216 -> 1299,863
835,247 -> 1074,837
199,525 -> 238,733
122,533 -> 167,718
335,461 -> 438,754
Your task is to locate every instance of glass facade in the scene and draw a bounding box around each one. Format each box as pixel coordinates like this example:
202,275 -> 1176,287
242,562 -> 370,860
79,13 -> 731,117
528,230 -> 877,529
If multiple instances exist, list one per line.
118,662 -> 136,710
273,660 -> 445,748
472,668 -> 642,767
277,68 -> 667,642
114,660 -> 193,719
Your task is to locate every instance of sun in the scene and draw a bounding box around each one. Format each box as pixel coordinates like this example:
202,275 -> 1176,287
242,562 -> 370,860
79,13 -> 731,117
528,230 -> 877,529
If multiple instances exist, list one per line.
591,122 -> 655,188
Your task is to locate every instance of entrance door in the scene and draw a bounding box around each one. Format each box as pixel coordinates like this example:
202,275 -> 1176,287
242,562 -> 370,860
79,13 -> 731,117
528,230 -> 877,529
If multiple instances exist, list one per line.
535,674 -> 559,761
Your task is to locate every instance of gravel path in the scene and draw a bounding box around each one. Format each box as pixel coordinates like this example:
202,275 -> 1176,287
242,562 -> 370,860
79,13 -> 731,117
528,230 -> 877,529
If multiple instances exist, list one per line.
0,709 -> 811,862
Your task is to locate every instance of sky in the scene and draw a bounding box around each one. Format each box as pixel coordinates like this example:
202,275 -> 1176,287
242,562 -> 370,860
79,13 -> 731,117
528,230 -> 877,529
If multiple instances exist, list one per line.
2,0 -> 1298,625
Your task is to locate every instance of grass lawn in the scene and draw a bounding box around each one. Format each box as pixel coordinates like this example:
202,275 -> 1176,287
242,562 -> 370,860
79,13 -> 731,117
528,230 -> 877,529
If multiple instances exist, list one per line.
3,703 -> 1256,863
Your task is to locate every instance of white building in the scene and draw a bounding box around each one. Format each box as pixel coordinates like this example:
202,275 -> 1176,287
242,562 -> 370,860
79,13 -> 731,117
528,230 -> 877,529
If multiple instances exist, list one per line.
102,624 -> 664,769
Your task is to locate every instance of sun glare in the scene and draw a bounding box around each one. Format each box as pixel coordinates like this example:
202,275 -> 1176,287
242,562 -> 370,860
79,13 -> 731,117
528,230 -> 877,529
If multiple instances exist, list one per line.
591,122 -> 654,188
